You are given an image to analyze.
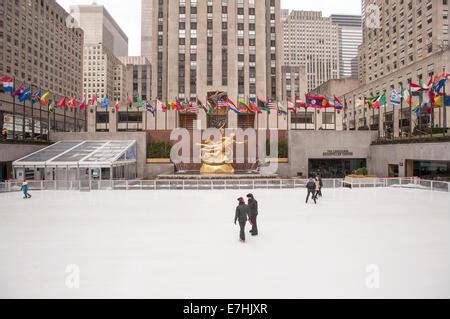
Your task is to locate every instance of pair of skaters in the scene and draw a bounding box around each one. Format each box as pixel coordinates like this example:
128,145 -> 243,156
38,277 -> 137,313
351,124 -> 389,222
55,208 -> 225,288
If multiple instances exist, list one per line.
306,176 -> 323,204
234,194 -> 258,243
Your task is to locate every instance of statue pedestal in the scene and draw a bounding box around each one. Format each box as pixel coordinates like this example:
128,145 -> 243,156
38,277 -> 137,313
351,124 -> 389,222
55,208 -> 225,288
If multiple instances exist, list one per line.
200,163 -> 235,175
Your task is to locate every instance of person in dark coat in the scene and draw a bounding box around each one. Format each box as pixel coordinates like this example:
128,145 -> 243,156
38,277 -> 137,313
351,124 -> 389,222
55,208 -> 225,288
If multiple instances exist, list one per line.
306,177 -> 316,204
235,197 -> 250,243
247,193 -> 258,236
20,180 -> 31,199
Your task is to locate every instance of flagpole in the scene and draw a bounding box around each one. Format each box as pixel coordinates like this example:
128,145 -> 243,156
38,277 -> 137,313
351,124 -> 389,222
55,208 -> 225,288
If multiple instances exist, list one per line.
53,96 -> 56,134
22,97 -> 26,141
39,88 -> 43,139
409,82 -> 413,138
353,95 -> 356,131
47,99 -> 51,141
74,99 -> 77,132
12,78 -> 16,140
155,98 -> 157,130
430,74 -> 434,139
30,85 -> 35,140
400,86 -> 404,138
334,102 -> 337,131
443,66 -> 447,137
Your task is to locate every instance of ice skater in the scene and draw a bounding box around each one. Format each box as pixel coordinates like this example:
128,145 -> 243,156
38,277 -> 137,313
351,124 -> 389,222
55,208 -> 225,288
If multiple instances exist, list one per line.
235,197 -> 250,243
316,175 -> 323,197
247,194 -> 258,236
313,177 -> 321,202
20,180 -> 31,199
306,177 -> 316,204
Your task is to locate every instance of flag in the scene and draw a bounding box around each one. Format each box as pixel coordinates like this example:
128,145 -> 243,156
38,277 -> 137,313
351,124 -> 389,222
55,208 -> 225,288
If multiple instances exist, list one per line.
90,95 -> 97,106
197,98 -> 208,113
305,96 -> 328,108
127,96 -> 133,109
434,72 -> 448,93
67,97 -> 77,108
79,97 -> 87,111
267,100 -> 277,110
157,100 -> 166,112
410,82 -> 428,96
137,97 -> 143,109
40,92 -> 50,106
434,94 -> 450,107
12,84 -> 25,97
146,100 -> 155,115
277,101 -> 288,115
18,86 -> 32,102
31,90 -> 42,105
49,99 -> 56,112
371,93 -> 386,109
114,99 -> 120,111
366,96 -> 379,109
326,96 -> 335,108
390,90 -> 401,105
295,98 -> 306,109
257,98 -> 270,113
188,102 -> 199,114
402,87 -> 411,105
238,99 -> 249,112
55,97 -> 66,108
227,99 -> 240,114
287,101 -> 296,113
0,77 -> 14,93
248,99 -> 262,114
101,97 -> 109,109
216,98 -> 228,109
334,96 -> 344,110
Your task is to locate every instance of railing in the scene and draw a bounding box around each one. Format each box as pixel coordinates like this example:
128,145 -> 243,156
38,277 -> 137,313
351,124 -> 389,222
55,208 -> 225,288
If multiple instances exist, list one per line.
1,178 -> 449,193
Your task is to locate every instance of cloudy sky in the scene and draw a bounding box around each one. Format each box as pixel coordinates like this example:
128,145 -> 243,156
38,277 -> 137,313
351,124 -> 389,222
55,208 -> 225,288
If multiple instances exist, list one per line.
57,0 -> 361,56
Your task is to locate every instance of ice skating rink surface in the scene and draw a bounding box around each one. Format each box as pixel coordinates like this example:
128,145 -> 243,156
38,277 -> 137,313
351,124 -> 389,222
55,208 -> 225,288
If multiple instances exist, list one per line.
0,187 -> 449,299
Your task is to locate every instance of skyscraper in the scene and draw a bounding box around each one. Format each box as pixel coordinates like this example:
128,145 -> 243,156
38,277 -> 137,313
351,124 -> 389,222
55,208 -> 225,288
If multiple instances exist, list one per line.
142,0 -> 282,103
330,15 -> 362,79
282,10 -> 340,92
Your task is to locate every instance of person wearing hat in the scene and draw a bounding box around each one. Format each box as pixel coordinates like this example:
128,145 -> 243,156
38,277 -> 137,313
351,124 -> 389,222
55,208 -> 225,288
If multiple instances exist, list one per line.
234,197 -> 250,243
20,180 -> 31,199
247,194 -> 259,236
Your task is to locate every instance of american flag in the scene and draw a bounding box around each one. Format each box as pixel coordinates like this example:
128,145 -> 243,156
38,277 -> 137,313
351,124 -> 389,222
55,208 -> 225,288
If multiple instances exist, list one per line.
217,99 -> 228,108
188,102 -> 199,113
267,100 -> 276,109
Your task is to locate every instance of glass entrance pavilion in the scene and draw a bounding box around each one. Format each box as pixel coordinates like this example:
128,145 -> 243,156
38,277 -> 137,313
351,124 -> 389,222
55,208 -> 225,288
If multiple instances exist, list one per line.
13,140 -> 137,181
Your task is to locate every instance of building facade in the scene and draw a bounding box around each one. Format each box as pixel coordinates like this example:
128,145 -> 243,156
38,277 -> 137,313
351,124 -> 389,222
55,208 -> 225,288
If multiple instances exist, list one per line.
342,0 -> 449,137
71,4 -> 129,57
142,0 -> 284,130
330,15 -> 362,79
282,10 -> 340,92
0,0 -> 85,140
0,0 -> 85,181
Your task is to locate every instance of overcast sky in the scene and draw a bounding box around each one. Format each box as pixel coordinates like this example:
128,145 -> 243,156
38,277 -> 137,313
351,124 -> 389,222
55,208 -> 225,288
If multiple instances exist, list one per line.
57,0 -> 361,56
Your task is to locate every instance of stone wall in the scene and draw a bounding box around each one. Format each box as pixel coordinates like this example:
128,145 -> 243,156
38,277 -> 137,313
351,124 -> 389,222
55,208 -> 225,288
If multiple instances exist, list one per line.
370,142 -> 450,177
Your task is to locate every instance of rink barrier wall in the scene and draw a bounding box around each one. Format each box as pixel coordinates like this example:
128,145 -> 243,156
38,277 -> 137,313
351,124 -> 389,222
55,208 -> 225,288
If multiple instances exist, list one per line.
0,178 -> 449,193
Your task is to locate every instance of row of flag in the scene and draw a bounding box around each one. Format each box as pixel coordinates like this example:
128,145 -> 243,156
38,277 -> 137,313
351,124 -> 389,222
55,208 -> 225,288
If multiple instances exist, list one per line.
365,72 -> 450,120
2,72 -> 448,118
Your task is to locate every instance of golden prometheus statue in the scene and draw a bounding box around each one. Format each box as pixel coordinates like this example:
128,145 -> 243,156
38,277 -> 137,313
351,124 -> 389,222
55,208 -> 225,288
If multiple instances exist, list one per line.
199,126 -> 236,175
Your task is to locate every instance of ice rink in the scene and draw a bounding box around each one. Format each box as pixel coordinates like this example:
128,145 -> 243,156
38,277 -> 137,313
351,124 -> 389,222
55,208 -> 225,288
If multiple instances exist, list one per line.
0,187 -> 449,299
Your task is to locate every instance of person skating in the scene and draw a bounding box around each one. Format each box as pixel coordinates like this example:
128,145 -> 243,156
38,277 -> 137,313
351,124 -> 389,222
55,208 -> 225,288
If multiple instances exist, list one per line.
20,180 -> 31,199
317,175 -> 323,197
306,177 -> 316,204
235,197 -> 250,243
313,177 -> 321,202
247,193 -> 259,236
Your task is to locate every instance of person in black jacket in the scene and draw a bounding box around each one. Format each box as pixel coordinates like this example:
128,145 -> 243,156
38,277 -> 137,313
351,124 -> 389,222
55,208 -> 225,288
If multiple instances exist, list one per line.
247,193 -> 258,236
235,197 -> 250,243
306,177 -> 317,204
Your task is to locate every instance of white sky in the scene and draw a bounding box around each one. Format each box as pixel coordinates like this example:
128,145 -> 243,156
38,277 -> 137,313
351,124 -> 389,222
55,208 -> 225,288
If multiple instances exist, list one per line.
57,0 -> 361,56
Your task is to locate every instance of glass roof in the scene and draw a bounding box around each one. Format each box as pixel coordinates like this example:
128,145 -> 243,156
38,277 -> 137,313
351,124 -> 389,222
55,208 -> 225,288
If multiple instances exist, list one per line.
13,141 -> 137,167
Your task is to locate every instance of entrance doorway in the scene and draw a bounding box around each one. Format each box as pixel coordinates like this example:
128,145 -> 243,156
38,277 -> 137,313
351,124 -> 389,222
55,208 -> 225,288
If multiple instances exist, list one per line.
308,159 -> 367,178
388,164 -> 399,177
